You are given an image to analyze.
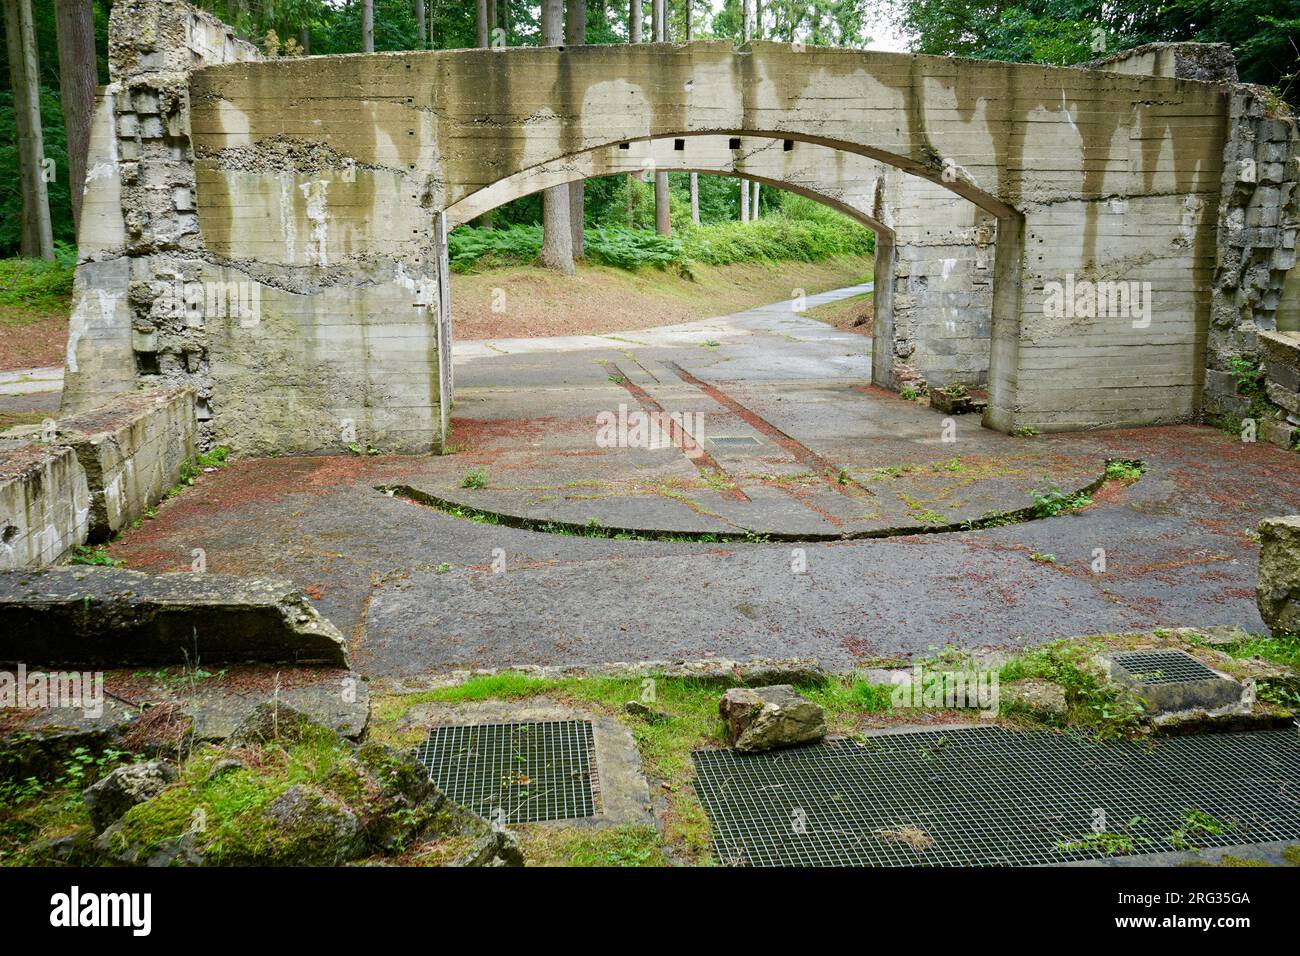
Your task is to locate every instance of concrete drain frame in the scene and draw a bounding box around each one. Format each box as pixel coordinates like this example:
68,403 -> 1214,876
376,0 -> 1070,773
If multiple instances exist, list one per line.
691,726 -> 1300,867
415,719 -> 601,825
1107,649 -> 1245,713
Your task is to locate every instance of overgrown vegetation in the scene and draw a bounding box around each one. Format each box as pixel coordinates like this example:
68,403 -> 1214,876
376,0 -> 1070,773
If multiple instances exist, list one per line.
449,196 -> 875,275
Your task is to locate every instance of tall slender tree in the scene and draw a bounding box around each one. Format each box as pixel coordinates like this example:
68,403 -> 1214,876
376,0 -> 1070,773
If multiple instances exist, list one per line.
54,0 -> 96,235
476,0 -> 489,46
538,0 -> 575,273
651,0 -> 669,236
4,0 -> 54,259
629,0 -> 642,42
684,1 -> 698,224
361,0 -> 374,51
566,0 -> 586,256
416,0 -> 426,48
627,0 -> 642,228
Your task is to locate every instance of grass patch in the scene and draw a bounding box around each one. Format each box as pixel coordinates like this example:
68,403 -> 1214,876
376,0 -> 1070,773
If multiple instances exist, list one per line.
998,638 -> 1146,737
0,248 -> 75,313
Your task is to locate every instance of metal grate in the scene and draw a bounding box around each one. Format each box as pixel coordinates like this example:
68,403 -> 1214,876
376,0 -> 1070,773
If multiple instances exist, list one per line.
691,726 -> 1300,867
415,720 -> 598,824
709,436 -> 761,446
1111,649 -> 1221,685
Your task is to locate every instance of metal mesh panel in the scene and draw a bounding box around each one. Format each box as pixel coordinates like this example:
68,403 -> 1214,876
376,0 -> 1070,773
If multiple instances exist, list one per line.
691,726 -> 1300,867
415,720 -> 598,824
1111,650 -> 1221,685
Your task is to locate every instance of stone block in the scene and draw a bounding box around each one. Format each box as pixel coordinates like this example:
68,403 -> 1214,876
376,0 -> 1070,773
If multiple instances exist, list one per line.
720,684 -> 826,752
1258,515 -> 1300,634
0,567 -> 351,667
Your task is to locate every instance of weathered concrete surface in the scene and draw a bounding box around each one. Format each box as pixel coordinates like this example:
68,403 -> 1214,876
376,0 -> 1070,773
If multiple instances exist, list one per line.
60,387 -> 197,541
185,40 -> 1226,435
98,299 -> 1300,679
1203,85 -> 1300,425
1104,651 -> 1246,714
0,567 -> 349,667
0,444 -> 91,569
64,0 -> 1242,454
1257,514 -> 1300,634
1,387 -> 196,567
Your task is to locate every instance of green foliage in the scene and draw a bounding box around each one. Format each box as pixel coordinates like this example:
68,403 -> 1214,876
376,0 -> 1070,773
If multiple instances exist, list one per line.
196,446 -> 230,469
0,245 -> 76,308
888,0 -> 1300,102
449,199 -> 875,273
67,545 -> 123,568
1104,459 -> 1146,481
1000,639 -> 1146,737
1032,484 -> 1092,517
459,467 -> 489,489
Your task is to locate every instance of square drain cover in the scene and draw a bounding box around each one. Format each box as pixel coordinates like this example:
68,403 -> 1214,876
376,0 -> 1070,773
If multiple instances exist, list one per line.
710,436 -> 760,446
415,720 -> 598,824
692,727 -> 1300,867
1111,649 -> 1220,685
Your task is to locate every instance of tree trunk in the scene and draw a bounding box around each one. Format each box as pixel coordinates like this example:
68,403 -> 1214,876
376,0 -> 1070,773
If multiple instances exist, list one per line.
740,178 -> 749,222
566,0 -> 586,256
741,0 -> 753,42
754,0 -> 762,39
751,181 -> 760,219
54,0 -> 95,235
538,0 -> 574,274
503,0 -> 511,43
362,0 -> 374,52
4,0 -> 54,259
683,0 -> 691,41
488,0 -> 497,37
476,0 -> 488,46
689,173 -> 699,224
416,0 -> 426,48
300,24 -> 310,53
629,0 -> 641,42
649,0 -> 668,235
627,174 -> 635,227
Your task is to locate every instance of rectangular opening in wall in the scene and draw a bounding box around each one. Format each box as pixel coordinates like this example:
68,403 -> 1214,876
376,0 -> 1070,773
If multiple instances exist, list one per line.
134,351 -> 160,375
784,139 -> 794,151
729,137 -> 741,150
674,139 -> 685,151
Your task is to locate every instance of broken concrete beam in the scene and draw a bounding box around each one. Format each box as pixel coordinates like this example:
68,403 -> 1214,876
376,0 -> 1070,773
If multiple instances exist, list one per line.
1258,515 -> 1300,635
0,567 -> 349,667
0,444 -> 92,570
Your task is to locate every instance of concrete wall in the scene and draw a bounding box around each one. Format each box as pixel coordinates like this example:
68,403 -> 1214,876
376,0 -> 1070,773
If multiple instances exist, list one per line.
1202,87 -> 1300,435
66,0 -> 1234,446
0,446 -> 92,570
445,135 -> 996,391
0,389 -> 198,568
184,40 -> 1226,435
60,388 -> 198,542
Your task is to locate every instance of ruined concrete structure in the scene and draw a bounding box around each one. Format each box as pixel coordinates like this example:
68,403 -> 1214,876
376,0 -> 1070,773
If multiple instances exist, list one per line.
446,136 -> 996,391
60,0 -> 1300,455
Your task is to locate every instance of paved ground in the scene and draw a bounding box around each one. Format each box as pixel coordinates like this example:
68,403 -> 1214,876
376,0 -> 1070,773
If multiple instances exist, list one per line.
76,288 -> 1300,683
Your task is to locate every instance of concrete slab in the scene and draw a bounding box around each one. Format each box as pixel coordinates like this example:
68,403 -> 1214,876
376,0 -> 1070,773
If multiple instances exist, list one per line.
99,293 -> 1300,680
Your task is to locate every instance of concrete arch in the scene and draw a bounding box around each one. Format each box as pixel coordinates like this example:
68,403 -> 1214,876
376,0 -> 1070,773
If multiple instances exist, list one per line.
64,1 -> 1232,455
443,135 -> 997,393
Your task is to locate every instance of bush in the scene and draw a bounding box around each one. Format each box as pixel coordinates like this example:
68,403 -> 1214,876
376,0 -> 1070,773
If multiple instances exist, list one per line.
448,201 -> 875,274
0,243 -> 76,309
